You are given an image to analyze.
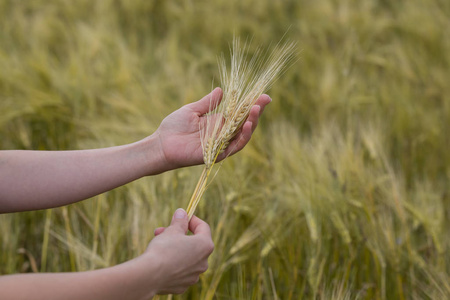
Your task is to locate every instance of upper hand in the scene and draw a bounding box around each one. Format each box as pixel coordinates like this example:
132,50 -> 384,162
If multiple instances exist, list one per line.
155,87 -> 271,171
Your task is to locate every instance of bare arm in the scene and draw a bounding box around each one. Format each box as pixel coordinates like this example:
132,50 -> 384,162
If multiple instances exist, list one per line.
0,88 -> 271,213
0,262 -> 156,300
0,137 -> 162,213
0,210 -> 214,300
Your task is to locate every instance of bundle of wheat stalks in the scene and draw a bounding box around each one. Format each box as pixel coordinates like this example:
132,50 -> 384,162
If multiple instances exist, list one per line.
186,38 -> 297,219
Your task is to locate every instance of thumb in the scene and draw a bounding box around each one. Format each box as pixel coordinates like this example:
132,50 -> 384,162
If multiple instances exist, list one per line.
167,208 -> 189,234
186,87 -> 223,116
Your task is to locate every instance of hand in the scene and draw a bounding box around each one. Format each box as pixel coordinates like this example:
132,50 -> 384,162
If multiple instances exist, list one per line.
155,87 -> 271,171
144,209 -> 214,295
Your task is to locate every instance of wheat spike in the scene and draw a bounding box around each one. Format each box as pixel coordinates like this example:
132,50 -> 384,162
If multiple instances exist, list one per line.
186,37 -> 297,219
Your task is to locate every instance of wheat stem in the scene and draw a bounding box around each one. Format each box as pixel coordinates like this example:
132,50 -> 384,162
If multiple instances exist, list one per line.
186,167 -> 208,219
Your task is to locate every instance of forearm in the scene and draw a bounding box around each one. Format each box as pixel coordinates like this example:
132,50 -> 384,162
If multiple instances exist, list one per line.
0,211 -> 214,299
0,134 -> 166,213
0,259 -> 157,300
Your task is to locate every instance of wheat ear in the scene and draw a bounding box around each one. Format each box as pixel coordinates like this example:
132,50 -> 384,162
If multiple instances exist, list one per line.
186,38 -> 297,220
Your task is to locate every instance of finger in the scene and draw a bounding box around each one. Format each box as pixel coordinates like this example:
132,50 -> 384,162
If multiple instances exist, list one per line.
226,95 -> 268,151
228,95 -> 269,146
188,215 -> 212,238
165,208 -> 189,235
214,94 -> 270,161
247,105 -> 261,133
154,227 -> 166,236
185,87 -> 223,116
254,94 -> 272,116
219,121 -> 253,158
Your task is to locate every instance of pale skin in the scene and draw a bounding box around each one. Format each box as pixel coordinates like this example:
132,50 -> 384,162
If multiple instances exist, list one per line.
0,87 -> 272,299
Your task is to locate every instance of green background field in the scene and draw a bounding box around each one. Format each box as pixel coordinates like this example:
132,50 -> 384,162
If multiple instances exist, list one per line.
1,0 -> 449,299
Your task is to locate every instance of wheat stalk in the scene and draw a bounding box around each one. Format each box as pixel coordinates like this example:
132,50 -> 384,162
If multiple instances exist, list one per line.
186,37 -> 297,219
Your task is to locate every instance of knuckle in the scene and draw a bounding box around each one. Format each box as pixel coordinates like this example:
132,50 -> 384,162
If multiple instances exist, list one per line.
202,222 -> 212,231
200,262 -> 209,273
188,276 -> 200,286
204,239 -> 215,255
174,287 -> 188,294
208,241 -> 215,254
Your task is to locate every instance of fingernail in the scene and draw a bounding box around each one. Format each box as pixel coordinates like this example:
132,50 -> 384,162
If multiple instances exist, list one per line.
174,208 -> 187,219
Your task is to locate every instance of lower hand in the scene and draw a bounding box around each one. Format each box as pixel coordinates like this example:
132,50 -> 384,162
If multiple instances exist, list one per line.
144,209 -> 214,295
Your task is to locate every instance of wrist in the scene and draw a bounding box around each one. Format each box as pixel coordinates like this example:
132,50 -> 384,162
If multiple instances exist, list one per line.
104,256 -> 160,300
132,132 -> 170,176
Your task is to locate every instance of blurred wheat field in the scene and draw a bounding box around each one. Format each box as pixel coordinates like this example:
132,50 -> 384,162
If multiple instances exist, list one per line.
1,0 -> 449,299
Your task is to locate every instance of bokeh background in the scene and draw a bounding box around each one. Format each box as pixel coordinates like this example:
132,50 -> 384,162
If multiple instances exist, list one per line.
1,0 -> 449,299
